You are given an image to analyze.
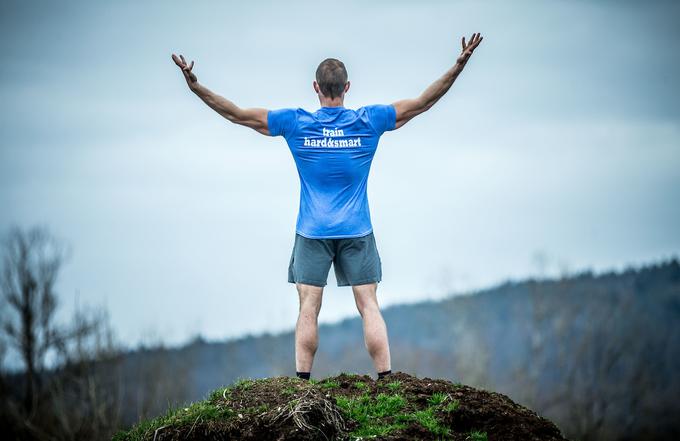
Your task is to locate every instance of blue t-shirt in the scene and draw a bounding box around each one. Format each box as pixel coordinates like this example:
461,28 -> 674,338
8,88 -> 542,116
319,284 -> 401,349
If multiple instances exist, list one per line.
268,104 -> 397,239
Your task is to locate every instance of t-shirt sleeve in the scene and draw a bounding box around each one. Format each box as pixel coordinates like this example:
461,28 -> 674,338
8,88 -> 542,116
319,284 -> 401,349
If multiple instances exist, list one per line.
364,104 -> 397,136
267,108 -> 298,138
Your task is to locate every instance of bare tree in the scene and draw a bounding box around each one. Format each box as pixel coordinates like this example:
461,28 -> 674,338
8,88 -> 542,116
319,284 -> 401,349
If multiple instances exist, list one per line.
1,224 -> 68,414
0,224 -> 124,440
46,299 -> 124,440
518,268 -> 675,441
556,284 -> 658,441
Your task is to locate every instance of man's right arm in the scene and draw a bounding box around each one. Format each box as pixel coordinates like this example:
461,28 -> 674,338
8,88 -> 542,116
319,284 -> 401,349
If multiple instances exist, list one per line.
171,53 -> 270,135
189,82 -> 270,135
392,32 -> 483,130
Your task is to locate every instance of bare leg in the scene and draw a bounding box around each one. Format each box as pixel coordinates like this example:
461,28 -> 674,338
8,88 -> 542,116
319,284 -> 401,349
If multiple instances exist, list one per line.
352,282 -> 391,372
295,282 -> 323,372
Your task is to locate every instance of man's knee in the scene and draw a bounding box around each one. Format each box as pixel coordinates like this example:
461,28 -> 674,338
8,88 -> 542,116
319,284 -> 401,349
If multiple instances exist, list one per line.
352,282 -> 379,316
296,282 -> 323,313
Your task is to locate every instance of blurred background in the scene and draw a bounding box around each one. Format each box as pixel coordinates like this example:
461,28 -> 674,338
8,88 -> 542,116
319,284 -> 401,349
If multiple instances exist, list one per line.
1,0 -> 678,440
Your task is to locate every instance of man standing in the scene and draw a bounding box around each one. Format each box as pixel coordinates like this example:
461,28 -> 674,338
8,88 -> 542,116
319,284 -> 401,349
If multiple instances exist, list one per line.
172,32 -> 483,381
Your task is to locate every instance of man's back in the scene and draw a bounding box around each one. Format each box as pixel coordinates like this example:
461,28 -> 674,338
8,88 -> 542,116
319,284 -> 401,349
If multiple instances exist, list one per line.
268,104 -> 396,239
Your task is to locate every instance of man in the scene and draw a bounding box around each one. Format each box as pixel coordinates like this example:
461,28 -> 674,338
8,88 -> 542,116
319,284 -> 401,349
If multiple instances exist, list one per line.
172,32 -> 483,381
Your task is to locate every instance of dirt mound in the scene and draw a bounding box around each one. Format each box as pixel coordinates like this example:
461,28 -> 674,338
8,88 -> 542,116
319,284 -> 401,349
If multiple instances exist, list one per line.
113,371 -> 569,441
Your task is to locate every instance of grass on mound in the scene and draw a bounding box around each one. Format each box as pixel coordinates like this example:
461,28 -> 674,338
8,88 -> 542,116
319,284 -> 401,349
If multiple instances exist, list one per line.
112,395 -> 235,441
113,372 -> 488,441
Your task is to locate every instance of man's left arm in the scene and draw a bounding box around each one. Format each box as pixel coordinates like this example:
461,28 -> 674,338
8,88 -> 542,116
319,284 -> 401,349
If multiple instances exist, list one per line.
172,53 -> 271,136
392,32 -> 483,130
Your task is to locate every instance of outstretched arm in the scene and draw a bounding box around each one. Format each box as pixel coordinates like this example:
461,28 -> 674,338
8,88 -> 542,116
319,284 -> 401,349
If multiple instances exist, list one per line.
171,54 -> 270,136
392,32 -> 483,130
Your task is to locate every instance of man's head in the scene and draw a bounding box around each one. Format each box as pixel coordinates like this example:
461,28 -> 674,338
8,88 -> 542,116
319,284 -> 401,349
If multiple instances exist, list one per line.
314,58 -> 350,103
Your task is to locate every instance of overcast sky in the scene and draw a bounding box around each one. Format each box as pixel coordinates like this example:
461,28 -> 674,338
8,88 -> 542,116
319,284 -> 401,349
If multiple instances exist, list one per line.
1,0 -> 679,351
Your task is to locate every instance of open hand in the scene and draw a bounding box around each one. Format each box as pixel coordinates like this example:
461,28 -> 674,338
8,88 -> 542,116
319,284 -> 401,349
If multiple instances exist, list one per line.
172,53 -> 198,88
456,32 -> 483,64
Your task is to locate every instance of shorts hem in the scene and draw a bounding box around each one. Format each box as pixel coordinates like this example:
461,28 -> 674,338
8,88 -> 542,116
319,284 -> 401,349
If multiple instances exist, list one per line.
337,277 -> 381,287
289,278 -> 327,287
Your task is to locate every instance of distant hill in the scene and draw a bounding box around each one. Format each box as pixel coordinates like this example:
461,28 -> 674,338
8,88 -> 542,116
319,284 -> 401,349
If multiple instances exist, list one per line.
113,371 -> 569,441
106,257 -> 680,440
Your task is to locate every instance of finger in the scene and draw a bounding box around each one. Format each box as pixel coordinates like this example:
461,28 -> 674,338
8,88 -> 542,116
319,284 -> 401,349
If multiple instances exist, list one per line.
189,60 -> 194,71
180,54 -> 187,65
461,36 -> 466,50
472,34 -> 482,48
172,54 -> 182,66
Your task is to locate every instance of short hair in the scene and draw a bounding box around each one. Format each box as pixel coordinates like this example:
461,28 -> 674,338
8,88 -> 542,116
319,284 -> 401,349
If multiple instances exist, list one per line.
315,58 -> 348,99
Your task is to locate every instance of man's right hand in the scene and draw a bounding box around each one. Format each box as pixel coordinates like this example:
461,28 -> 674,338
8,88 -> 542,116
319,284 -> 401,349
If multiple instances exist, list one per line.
456,32 -> 483,65
172,53 -> 198,89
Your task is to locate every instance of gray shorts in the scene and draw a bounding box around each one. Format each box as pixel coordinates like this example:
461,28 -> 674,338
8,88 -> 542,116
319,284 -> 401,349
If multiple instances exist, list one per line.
288,231 -> 382,287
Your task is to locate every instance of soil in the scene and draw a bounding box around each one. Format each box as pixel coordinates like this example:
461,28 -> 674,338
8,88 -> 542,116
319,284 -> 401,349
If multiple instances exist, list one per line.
127,371 -> 570,441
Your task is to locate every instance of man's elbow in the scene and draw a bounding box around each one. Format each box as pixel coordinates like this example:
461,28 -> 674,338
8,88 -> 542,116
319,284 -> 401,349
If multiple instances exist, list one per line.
416,95 -> 437,114
223,106 -> 254,127
394,98 -> 430,128
231,113 -> 269,135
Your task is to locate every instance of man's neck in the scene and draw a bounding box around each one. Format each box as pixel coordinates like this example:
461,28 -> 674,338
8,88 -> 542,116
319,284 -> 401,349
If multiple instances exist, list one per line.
319,99 -> 344,108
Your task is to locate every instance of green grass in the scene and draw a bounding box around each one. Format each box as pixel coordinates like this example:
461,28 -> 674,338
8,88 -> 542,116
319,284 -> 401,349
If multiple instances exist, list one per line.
385,380 -> 402,392
353,380 -> 369,391
334,390 -> 454,438
246,403 -> 269,415
428,392 -> 448,406
282,386 -> 297,395
320,379 -> 340,389
335,392 -> 408,437
112,398 -> 235,441
466,430 -> 488,441
427,392 -> 460,413
395,407 -> 451,437
381,391 -> 458,437
232,378 -> 255,390
443,399 -> 460,412
207,385 -> 232,402
374,393 -> 408,417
